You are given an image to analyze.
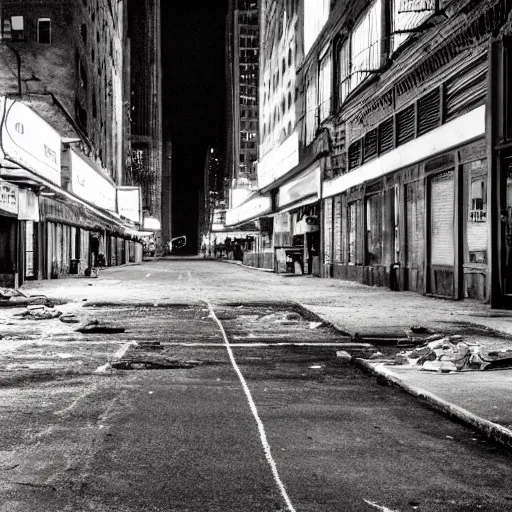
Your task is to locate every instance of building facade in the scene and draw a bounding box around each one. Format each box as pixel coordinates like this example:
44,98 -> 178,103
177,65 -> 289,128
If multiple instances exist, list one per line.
226,0 -> 260,209
226,0 -> 512,307
128,0 -> 163,250
0,1 -> 145,288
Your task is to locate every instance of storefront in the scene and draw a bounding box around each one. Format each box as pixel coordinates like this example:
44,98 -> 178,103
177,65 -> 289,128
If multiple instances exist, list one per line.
0,180 -> 18,288
274,163 -> 321,275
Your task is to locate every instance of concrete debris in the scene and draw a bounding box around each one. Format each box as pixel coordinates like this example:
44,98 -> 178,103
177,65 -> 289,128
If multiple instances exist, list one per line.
75,319 -> 125,334
397,335 -> 512,372
0,288 -> 26,299
59,314 -> 81,324
14,306 -> 62,320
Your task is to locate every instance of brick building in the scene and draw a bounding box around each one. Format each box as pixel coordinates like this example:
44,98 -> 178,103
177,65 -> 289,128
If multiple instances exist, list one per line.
225,0 -> 512,306
0,0 -> 146,287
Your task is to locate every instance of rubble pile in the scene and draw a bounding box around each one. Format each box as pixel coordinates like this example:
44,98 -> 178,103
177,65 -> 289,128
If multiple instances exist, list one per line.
397,334 -> 512,373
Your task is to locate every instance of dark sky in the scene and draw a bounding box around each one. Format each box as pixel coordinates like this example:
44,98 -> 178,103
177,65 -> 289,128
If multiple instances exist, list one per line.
161,3 -> 229,251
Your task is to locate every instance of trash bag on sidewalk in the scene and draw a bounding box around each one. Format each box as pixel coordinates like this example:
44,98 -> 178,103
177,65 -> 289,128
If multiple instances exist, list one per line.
398,334 -> 512,372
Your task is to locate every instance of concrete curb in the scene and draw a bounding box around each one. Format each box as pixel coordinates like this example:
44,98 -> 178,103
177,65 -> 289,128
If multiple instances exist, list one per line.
353,358 -> 512,451
216,258 -> 275,272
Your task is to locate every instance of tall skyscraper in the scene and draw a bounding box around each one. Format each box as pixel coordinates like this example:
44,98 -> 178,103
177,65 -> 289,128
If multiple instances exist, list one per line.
226,0 -> 259,209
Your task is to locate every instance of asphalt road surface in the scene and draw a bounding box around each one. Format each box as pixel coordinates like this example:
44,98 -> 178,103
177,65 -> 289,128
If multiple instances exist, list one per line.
1,259 -> 512,511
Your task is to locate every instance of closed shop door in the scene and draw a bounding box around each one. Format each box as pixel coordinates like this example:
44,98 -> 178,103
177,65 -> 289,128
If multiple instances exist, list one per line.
430,170 -> 455,296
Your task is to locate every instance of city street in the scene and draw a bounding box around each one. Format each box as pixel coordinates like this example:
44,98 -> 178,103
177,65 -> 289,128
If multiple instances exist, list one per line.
0,258 -> 512,511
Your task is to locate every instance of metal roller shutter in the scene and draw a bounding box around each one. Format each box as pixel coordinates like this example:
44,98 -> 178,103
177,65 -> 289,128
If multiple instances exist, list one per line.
431,171 -> 455,266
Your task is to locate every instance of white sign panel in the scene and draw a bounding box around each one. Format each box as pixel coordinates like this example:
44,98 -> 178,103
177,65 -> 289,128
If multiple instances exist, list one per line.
18,188 -> 39,221
117,187 -> 141,223
258,132 -> 299,189
1,97 -> 61,185
278,163 -> 320,208
0,179 -> 18,215
70,150 -> 116,211
225,194 -> 272,226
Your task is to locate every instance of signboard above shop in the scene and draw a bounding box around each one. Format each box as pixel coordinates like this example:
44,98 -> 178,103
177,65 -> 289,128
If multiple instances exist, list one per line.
69,149 -> 116,212
0,97 -> 61,186
0,179 -> 18,216
117,186 -> 141,223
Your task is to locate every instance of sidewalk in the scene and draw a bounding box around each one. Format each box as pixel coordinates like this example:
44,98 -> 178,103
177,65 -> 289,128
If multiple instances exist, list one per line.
3,258 -> 512,451
219,258 -> 512,450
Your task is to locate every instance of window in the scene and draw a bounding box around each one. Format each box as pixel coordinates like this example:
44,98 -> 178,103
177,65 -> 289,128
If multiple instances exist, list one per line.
366,193 -> 383,265
391,0 -> 435,52
304,0 -> 330,56
305,73 -> 318,144
318,49 -> 332,122
337,39 -> 351,106
348,202 -> 357,264
10,16 -> 24,41
351,0 -> 382,90
38,18 -> 51,44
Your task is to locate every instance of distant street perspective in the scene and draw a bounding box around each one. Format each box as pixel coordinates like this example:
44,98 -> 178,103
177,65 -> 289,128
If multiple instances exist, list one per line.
1,257 -> 512,512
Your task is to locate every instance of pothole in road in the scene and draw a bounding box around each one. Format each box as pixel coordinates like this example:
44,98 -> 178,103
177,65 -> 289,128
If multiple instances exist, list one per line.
111,358 -> 203,370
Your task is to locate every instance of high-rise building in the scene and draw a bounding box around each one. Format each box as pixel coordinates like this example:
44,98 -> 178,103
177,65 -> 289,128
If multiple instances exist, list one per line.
128,0 -> 163,248
226,0 -> 259,209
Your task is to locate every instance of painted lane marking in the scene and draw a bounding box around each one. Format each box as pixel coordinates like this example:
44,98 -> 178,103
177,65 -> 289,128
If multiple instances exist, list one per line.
364,499 -> 400,512
207,302 -> 297,512
94,341 -> 136,373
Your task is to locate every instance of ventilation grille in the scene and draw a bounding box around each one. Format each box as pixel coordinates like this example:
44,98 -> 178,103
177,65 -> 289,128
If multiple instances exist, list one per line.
418,88 -> 441,136
396,105 -> 415,146
348,140 -> 361,170
363,129 -> 378,162
378,117 -> 394,155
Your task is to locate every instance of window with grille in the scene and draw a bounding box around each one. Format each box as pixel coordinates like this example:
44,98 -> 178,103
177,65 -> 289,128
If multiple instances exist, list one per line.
305,73 -> 318,144
396,104 -> 415,146
348,140 -> 361,170
304,0 -> 330,56
337,39 -> 351,106
351,0 -> 382,90
318,50 -> 332,122
378,117 -> 394,154
417,88 -> 440,136
391,0 -> 435,52
363,129 -> 378,162
10,16 -> 24,42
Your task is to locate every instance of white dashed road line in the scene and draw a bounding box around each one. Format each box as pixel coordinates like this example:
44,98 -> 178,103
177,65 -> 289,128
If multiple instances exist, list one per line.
206,301 -> 297,512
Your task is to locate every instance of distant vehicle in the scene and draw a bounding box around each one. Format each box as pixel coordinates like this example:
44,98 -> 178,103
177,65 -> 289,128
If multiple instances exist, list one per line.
169,235 -> 187,254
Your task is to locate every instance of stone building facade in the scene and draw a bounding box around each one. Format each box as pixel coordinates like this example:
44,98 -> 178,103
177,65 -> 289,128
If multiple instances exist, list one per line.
0,0 -> 146,288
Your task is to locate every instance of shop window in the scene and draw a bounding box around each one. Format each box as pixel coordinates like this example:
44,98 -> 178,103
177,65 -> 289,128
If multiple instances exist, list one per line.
38,19 -> 51,44
466,160 -> 488,264
348,202 -> 357,264
10,16 -> 24,42
365,193 -> 383,265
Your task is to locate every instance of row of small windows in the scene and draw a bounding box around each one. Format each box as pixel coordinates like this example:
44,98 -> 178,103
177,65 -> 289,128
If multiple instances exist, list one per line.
2,16 -> 51,43
263,47 -> 295,105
